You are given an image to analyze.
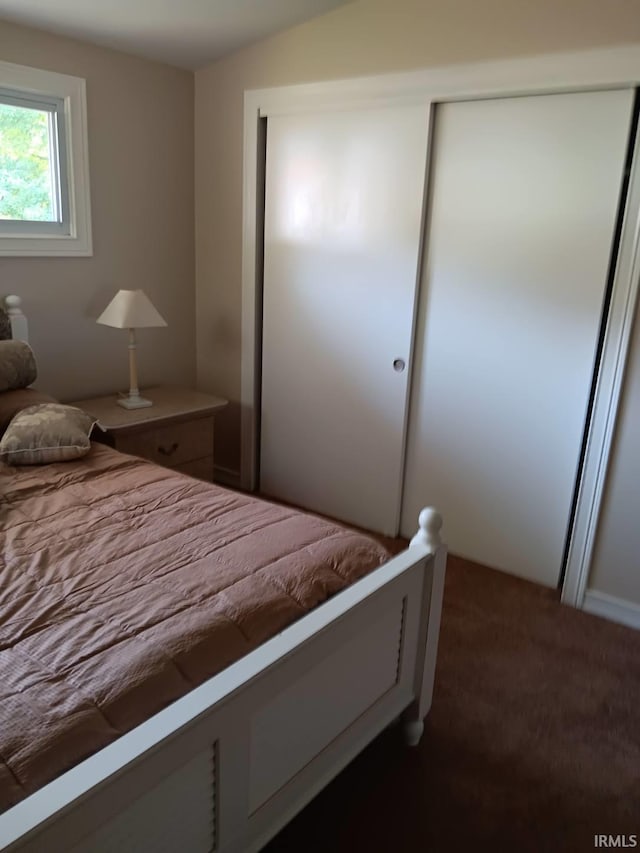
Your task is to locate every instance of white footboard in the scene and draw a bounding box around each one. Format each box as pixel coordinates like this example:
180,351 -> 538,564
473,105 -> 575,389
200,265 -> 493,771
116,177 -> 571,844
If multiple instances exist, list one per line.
0,511 -> 446,853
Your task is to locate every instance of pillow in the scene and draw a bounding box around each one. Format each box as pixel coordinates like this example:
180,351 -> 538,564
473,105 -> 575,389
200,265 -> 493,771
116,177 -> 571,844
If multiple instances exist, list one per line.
0,403 -> 97,465
0,308 -> 10,341
0,340 -> 37,391
0,388 -> 57,434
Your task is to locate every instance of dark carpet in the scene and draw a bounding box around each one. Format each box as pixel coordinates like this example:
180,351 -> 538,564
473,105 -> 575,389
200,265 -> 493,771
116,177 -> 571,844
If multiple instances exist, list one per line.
265,553 -> 640,853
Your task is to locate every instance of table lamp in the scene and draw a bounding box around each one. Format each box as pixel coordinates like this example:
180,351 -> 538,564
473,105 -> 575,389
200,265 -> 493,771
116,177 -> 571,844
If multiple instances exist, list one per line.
97,289 -> 167,409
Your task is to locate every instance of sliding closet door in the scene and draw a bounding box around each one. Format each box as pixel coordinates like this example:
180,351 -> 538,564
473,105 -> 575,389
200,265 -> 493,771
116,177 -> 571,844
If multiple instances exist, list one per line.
261,105 -> 429,534
402,89 -> 634,586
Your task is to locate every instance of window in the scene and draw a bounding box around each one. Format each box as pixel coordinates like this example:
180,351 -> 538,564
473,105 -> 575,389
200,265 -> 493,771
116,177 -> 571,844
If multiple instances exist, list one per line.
0,90 -> 70,233
0,61 -> 92,256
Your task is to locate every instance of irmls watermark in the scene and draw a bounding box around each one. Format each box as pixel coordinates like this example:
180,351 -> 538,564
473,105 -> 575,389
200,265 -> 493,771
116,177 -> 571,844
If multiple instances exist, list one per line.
594,837 -> 637,849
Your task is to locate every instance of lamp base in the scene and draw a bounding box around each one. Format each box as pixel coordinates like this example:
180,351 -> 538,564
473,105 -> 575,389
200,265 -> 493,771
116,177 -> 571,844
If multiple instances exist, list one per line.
117,394 -> 153,410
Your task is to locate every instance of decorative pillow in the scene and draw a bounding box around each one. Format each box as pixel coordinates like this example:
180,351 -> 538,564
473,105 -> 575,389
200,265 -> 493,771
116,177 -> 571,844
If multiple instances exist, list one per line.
0,340 -> 37,391
0,403 -> 97,465
0,388 -> 57,434
0,308 -> 10,342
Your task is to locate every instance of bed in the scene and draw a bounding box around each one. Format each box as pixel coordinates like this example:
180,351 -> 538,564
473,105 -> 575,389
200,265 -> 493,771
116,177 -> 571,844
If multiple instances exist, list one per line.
0,295 -> 447,853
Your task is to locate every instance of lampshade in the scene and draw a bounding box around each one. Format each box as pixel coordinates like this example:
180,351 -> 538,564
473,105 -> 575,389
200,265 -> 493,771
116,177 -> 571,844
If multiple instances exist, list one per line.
96,289 -> 167,329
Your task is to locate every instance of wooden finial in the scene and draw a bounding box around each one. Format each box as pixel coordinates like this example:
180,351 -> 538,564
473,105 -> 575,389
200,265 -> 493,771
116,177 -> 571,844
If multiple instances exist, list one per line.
410,507 -> 443,551
4,294 -> 22,315
4,295 -> 29,343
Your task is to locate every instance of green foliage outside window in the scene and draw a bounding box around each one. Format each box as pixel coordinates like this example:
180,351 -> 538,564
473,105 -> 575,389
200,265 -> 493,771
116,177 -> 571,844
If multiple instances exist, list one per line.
0,103 -> 54,221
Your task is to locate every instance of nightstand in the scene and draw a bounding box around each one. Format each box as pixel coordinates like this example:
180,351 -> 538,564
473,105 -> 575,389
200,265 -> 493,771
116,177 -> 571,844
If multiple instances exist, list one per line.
71,386 -> 228,482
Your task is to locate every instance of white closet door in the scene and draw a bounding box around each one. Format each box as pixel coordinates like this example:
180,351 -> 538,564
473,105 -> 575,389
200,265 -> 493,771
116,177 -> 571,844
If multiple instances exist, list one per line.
402,89 -> 634,586
261,105 -> 429,534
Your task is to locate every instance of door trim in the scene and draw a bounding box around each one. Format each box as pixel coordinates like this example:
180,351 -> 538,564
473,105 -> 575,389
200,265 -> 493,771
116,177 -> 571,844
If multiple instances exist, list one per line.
241,44 -> 640,605
561,119 -> 640,606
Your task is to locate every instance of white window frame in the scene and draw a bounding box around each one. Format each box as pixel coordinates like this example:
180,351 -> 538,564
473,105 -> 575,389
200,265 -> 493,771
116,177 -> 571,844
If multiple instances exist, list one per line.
0,61 -> 92,256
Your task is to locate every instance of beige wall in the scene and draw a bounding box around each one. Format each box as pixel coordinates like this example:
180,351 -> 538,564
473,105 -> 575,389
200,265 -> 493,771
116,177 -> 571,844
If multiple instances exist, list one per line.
195,0 -> 640,475
588,296 -> 640,609
0,19 -> 195,401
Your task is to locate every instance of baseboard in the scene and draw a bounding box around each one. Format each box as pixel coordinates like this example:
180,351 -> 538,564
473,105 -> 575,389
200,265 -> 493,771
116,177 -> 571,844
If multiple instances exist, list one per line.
582,589 -> 640,630
214,464 -> 242,490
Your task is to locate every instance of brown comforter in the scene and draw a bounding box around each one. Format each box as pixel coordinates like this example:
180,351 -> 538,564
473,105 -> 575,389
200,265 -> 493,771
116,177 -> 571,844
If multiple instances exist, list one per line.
0,445 -> 387,812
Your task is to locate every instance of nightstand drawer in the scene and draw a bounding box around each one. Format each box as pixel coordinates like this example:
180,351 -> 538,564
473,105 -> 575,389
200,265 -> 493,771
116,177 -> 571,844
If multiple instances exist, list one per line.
175,457 -> 214,482
117,417 -> 214,468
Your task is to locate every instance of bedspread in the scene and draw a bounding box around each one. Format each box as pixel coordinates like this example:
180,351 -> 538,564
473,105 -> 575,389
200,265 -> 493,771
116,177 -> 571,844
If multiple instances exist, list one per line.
0,444 -> 388,812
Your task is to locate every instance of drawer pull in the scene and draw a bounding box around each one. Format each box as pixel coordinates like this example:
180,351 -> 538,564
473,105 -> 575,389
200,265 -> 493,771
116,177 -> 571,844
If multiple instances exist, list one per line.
158,442 -> 179,457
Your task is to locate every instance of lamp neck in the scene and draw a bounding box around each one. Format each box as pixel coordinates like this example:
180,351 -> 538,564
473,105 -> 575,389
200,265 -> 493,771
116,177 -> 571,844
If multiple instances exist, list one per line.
127,328 -> 139,397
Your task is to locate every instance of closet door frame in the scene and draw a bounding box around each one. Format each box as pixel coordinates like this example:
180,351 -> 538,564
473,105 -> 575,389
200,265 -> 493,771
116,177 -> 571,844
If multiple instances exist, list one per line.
562,120 -> 640,606
241,45 -> 640,608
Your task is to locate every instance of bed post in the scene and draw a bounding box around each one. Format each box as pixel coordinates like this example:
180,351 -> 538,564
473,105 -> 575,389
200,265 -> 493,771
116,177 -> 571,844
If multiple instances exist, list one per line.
4,295 -> 29,343
403,507 -> 447,747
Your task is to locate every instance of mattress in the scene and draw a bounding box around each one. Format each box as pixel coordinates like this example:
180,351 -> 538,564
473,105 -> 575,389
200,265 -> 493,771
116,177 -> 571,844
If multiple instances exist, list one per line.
0,444 -> 388,812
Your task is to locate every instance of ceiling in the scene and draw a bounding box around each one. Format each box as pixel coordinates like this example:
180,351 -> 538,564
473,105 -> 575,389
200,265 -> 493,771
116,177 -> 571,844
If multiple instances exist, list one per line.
0,0 -> 350,70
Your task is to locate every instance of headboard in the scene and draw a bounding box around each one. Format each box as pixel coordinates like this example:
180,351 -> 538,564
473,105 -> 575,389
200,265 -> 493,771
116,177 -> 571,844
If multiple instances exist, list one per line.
0,296 -> 29,343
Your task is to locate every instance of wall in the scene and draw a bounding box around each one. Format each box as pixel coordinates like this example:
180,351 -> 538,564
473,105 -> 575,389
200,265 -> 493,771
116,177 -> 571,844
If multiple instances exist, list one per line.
0,19 -> 195,401
588,296 -> 640,610
195,0 -> 640,477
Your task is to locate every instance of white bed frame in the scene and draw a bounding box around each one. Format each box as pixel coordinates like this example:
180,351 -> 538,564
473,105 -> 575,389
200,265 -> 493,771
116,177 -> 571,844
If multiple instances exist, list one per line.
2,295 -> 28,344
0,295 -> 447,853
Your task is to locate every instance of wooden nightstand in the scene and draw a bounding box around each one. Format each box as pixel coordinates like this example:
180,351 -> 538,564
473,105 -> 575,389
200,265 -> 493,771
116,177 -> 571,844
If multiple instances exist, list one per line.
71,386 -> 228,482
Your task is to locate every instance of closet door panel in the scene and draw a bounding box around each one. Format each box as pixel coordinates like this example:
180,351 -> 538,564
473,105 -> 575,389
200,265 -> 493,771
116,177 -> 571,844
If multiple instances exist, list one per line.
401,90 -> 634,585
261,106 -> 429,534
